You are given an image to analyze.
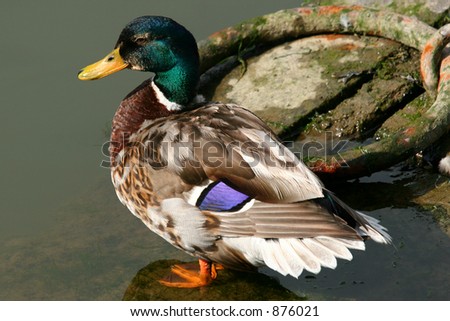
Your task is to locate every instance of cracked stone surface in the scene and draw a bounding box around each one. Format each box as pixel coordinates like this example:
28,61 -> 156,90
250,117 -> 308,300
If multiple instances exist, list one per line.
208,35 -> 402,135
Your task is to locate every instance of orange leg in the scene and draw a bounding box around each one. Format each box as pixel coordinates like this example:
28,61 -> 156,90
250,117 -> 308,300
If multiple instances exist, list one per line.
159,259 -> 220,288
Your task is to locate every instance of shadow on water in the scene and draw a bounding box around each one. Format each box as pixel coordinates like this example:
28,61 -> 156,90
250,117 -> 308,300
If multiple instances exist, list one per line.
272,207 -> 450,300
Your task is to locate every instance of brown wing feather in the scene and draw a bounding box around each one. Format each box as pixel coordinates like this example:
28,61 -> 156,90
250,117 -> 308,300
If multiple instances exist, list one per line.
212,201 -> 363,240
132,103 -> 324,203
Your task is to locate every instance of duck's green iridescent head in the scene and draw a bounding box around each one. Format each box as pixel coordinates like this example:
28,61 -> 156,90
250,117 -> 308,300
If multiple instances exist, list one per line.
78,16 -> 200,105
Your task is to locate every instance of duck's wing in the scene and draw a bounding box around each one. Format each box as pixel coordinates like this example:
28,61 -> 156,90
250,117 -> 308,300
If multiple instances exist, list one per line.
123,103 -> 390,275
190,181 -> 390,275
132,103 -> 324,203
128,102 -> 388,240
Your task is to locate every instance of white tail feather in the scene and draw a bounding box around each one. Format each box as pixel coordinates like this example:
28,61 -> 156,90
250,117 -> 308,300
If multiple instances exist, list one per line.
224,236 -> 367,277
357,212 -> 392,244
314,237 -> 353,260
302,238 -> 338,269
288,239 -> 322,274
220,212 -> 391,278
261,240 -> 294,276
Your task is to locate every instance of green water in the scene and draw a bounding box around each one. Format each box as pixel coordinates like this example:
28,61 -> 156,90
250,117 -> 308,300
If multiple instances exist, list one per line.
0,0 -> 300,238
1,0 -> 449,300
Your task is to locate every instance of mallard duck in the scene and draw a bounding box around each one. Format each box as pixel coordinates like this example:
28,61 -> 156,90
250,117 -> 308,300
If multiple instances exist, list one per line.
78,16 -> 391,288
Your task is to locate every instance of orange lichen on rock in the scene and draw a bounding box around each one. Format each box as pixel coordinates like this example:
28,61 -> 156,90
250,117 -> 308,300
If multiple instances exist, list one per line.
420,42 -> 434,79
438,72 -> 450,91
438,56 -> 450,91
310,159 -> 342,174
339,43 -> 358,51
318,34 -> 346,41
208,28 -> 238,42
296,7 -> 313,15
318,5 -> 363,15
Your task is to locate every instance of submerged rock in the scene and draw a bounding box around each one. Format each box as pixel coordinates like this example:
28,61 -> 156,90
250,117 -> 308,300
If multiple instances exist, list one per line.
415,182 -> 450,237
123,260 -> 302,301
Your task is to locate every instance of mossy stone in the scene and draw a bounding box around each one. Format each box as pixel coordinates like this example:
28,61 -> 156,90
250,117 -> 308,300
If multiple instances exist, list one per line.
123,260 -> 304,301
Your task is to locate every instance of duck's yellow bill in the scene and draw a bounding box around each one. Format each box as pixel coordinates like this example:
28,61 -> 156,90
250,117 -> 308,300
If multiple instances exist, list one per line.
78,48 -> 128,80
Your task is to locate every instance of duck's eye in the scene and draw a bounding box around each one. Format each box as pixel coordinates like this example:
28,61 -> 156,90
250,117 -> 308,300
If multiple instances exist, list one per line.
132,34 -> 149,45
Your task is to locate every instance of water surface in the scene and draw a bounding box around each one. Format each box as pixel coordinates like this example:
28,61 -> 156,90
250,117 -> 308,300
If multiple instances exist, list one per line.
1,0 -> 449,300
0,0 -> 299,237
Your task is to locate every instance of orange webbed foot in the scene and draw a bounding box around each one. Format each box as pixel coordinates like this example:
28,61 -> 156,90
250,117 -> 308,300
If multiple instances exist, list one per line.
158,259 -> 220,288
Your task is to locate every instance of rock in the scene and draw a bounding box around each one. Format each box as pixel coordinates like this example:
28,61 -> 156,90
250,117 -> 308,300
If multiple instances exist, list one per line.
123,260 -> 302,301
414,181 -> 450,237
198,4 -> 450,179
312,0 -> 449,25
413,134 -> 450,237
205,35 -> 403,135
303,47 -> 421,140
